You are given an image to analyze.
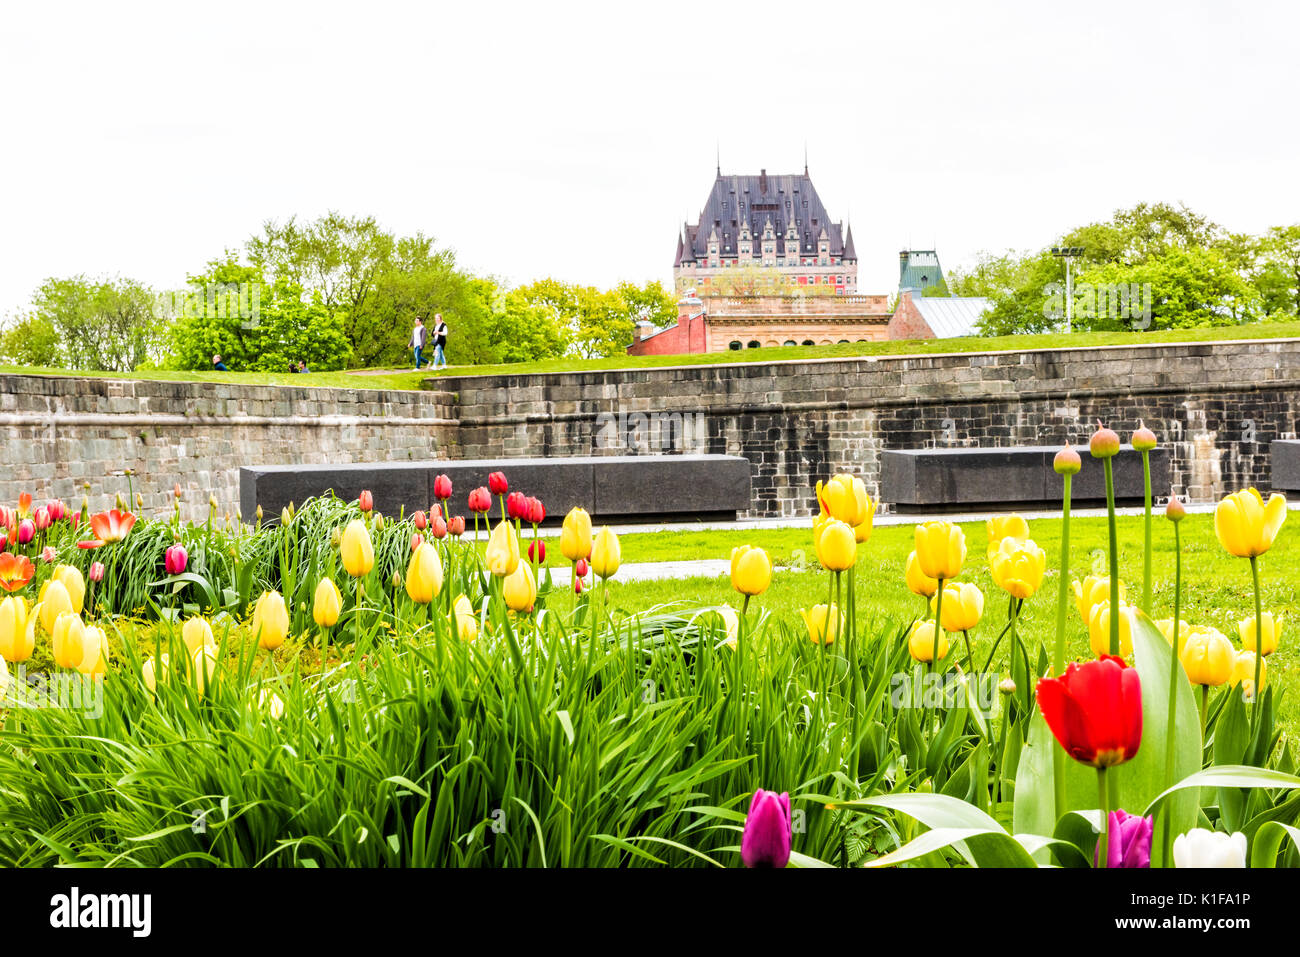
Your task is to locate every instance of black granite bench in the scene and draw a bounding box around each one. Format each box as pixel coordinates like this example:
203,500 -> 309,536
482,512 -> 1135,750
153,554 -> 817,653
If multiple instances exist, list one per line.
240,454 -> 751,524
1270,440 -> 1300,492
881,445 -> 1170,511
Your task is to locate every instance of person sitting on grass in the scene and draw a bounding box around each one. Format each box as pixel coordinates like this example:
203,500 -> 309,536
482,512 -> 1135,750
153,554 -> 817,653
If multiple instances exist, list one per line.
212,354 -> 229,371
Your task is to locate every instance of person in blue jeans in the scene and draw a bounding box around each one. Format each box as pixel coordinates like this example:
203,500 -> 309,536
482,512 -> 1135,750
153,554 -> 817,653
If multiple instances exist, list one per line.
431,313 -> 448,369
409,316 -> 427,369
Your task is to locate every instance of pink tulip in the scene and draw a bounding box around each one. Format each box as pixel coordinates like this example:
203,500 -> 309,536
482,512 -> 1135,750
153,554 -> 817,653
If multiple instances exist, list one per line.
741,790 -> 793,869
410,533 -> 424,551
89,561 -> 105,582
16,520 -> 34,545
33,506 -> 51,531
164,544 -> 188,575
412,510 -> 428,531
431,516 -> 448,539
46,500 -> 65,522
40,546 -> 56,563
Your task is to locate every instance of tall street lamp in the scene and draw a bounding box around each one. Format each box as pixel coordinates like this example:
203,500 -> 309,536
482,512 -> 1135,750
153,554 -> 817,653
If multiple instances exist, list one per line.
1051,246 -> 1085,333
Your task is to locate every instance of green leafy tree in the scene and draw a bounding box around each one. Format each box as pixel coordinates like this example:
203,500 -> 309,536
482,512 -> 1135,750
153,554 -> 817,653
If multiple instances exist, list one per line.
0,312 -> 63,367
1257,225 -> 1300,317
32,275 -> 164,371
167,256 -> 352,371
1075,246 -> 1258,330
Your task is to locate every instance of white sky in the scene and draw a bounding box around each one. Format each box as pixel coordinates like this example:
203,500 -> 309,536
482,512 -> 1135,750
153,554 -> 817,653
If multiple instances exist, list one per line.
2,0 -> 1297,318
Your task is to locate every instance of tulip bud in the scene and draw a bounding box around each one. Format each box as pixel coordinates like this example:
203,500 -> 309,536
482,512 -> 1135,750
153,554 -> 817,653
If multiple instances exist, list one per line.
313,578 -> 342,627
1053,444 -> 1082,476
281,506 -> 292,526
340,520 -> 375,577
40,546 -> 55,564
1089,421 -> 1120,458
165,544 -> 188,576
485,520 -> 521,577
359,490 -> 373,512
528,540 -> 546,565
392,571 -> 403,589
999,677 -> 1016,695
251,590 -> 290,650
591,527 -> 621,580
33,507 -> 51,531
467,487 -> 491,513
502,561 -> 538,613
374,512 -> 386,531
575,557 -> 589,578
410,532 -> 424,552
89,561 -> 105,582
331,527 -> 341,548
1165,493 -> 1185,522
16,520 -> 34,545
434,474 -> 453,500
255,504 -> 264,524
174,483 -> 183,499
1131,421 -> 1157,452
506,491 -> 528,521
740,790 -> 792,869
447,515 -> 465,537
412,510 -> 428,531
431,516 -> 448,539
488,471 -> 509,495
135,493 -> 144,509
405,542 -> 444,604
209,495 -> 218,511
525,497 -> 546,525
573,577 -> 583,595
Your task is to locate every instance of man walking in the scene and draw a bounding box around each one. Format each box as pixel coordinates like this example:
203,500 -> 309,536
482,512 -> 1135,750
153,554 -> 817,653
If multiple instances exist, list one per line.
432,313 -> 448,369
409,316 -> 427,370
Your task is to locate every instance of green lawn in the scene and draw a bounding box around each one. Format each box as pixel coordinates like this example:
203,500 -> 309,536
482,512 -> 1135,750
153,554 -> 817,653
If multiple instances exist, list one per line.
523,511 -> 1298,728
3,320 -> 1298,392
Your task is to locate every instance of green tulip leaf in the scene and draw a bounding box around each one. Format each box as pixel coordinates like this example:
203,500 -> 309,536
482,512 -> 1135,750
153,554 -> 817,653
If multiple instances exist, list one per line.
1143,765 -> 1300,817
1250,822 -> 1300,868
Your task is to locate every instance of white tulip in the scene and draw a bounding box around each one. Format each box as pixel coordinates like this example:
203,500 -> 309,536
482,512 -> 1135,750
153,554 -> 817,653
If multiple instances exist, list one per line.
1173,829 -> 1247,868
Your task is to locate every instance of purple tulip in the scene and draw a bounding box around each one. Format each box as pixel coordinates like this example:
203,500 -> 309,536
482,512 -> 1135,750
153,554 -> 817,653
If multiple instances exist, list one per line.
164,544 -> 188,576
1098,809 -> 1152,868
741,789 -> 792,869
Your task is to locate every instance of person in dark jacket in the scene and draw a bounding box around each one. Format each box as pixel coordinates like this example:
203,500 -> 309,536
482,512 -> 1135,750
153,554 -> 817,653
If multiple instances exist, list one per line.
431,314 -> 448,369
213,354 -> 229,371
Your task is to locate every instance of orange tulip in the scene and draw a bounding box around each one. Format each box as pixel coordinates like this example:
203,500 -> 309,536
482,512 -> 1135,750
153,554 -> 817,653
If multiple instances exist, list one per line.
0,553 -> 35,592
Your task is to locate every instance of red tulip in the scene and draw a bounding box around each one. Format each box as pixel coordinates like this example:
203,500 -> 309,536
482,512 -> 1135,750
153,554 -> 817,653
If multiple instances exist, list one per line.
358,490 -> 374,513
506,491 -> 528,520
89,561 -> 105,582
1036,654 -> 1142,768
573,577 -> 583,595
741,789 -> 792,868
0,507 -> 12,530
0,532 -> 7,552
33,506 -> 51,531
467,487 -> 492,513
575,557 -> 589,578
528,540 -> 546,564
16,520 -> 34,545
434,474 -> 453,500
525,497 -> 546,525
412,510 -> 428,531
165,544 -> 188,575
447,516 -> 465,537
88,509 -> 136,545
70,511 -> 80,527
430,516 -> 448,539
46,500 -> 65,522
488,472 -> 508,495
0,552 -> 35,591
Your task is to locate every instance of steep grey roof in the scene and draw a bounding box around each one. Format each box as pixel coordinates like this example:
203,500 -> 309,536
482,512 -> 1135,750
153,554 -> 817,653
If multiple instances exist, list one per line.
909,294 -> 991,338
677,170 -> 852,266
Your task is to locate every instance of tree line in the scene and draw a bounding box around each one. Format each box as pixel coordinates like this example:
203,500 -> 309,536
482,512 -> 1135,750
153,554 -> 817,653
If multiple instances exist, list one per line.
0,212 -> 678,373
938,203 -> 1300,334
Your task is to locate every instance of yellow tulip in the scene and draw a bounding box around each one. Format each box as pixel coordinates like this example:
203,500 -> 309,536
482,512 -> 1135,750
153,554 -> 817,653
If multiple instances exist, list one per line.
79,624 -> 106,676
182,616 -> 215,655
931,581 -> 984,632
815,518 -> 857,571
54,565 -> 86,614
51,612 -> 88,669
0,596 -> 32,663
39,579 -> 73,634
986,514 -> 1029,561
192,644 -> 218,696
1074,576 -> 1127,623
503,561 -> 538,613
1230,650 -> 1266,699
1214,488 -> 1286,558
0,656 -> 8,698
142,653 -> 169,695
914,522 -> 966,581
1088,601 -> 1136,659
990,537 -> 1047,600
800,603 -> 841,646
252,590 -> 289,650
730,545 -> 772,597
1180,626 -> 1234,687
1154,618 -> 1191,654
591,527 -> 621,579
340,519 -> 375,577
486,520 -> 521,577
908,619 -> 949,663
405,541 -> 444,604
905,550 -> 938,598
453,594 -> 478,642
854,497 -> 878,544
1239,612 -> 1281,656
560,507 -> 593,562
816,474 -> 872,526
313,577 -> 342,627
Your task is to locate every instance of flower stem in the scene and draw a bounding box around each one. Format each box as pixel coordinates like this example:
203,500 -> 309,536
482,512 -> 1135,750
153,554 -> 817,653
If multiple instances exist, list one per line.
1141,450 -> 1153,616
1161,520 -> 1182,867
1052,473 -> 1073,826
1096,767 -> 1110,868
1251,555 -> 1263,728
1103,458 -> 1120,656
